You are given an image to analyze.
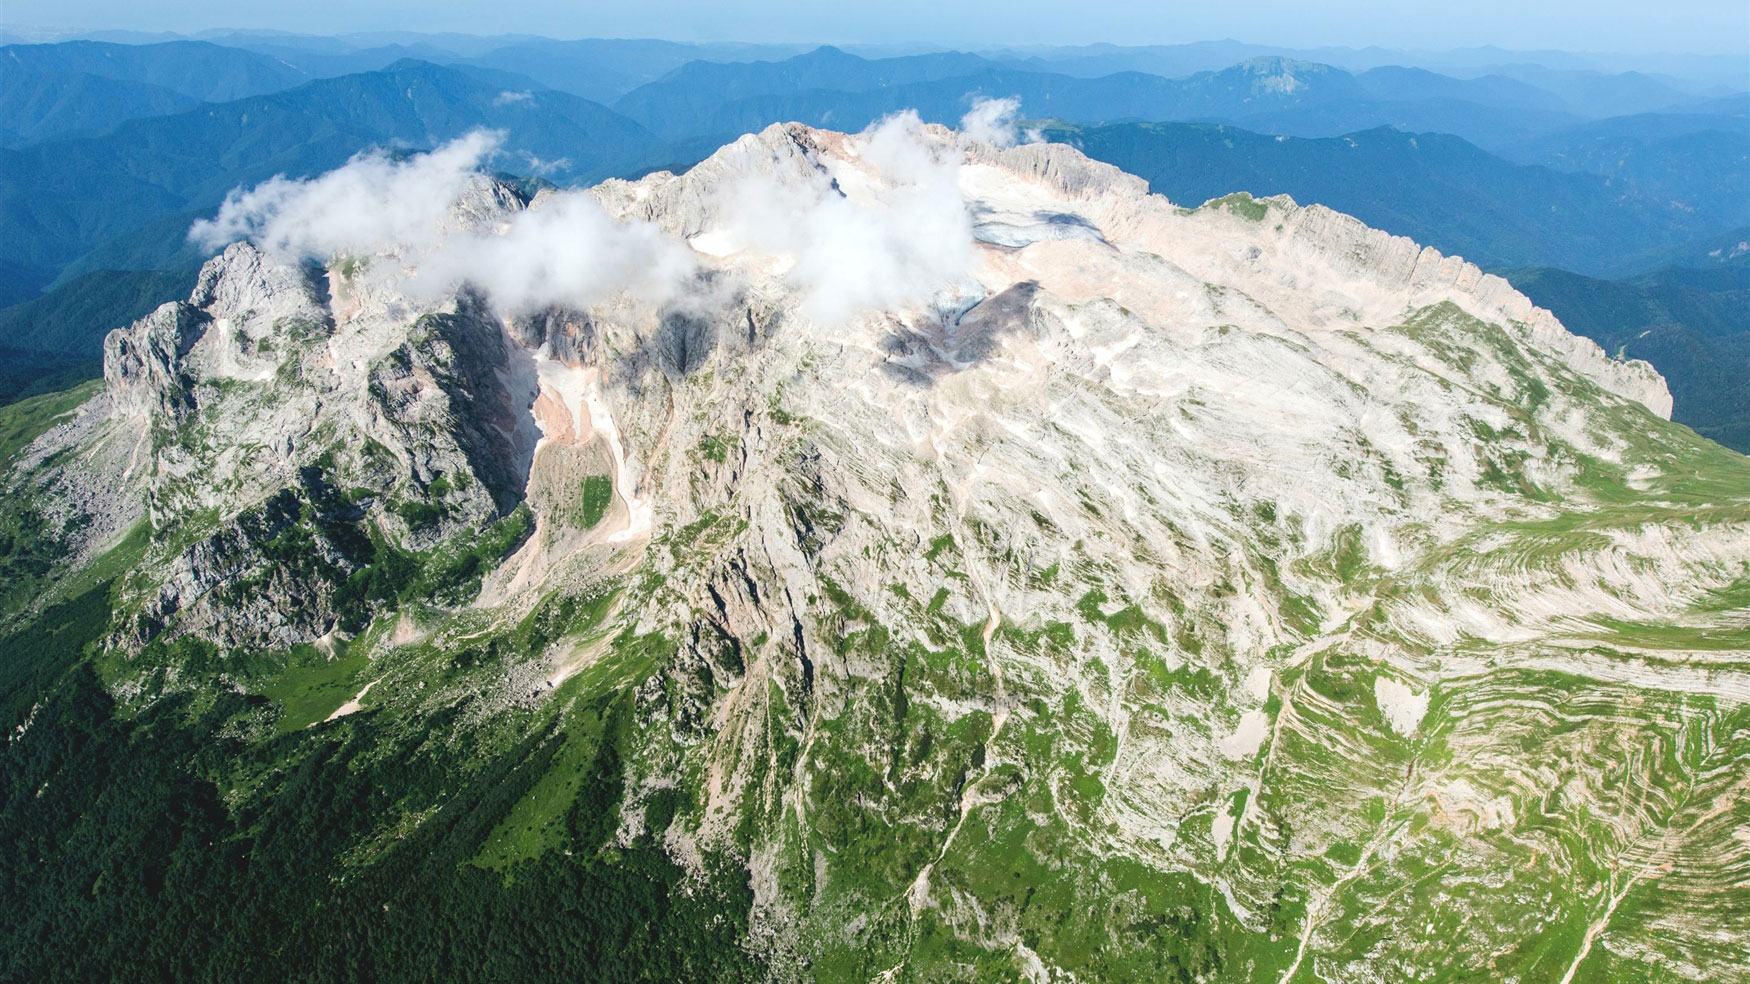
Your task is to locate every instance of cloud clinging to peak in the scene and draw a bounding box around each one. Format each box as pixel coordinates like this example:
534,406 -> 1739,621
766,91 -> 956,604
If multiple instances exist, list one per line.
707,110 -> 977,324
192,113 -> 989,327
959,96 -> 1023,148
189,131 -> 504,260
189,129 -> 698,316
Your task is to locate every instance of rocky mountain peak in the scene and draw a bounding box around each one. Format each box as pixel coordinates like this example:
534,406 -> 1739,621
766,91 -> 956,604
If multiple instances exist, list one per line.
7,121 -> 1744,983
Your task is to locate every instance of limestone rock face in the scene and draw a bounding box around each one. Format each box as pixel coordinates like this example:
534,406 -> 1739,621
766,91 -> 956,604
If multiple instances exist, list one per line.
103,301 -> 210,420
9,124 -> 1744,982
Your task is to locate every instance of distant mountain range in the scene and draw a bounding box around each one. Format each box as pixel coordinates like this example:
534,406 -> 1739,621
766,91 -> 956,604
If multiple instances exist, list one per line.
0,60 -> 658,294
3,54 -> 1738,296
1046,120 -> 1742,276
608,48 -> 1610,149
0,40 -> 311,146
0,38 -> 1744,451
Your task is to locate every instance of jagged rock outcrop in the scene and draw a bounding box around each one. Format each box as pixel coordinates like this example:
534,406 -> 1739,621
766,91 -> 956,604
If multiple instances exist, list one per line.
103,301 -> 210,420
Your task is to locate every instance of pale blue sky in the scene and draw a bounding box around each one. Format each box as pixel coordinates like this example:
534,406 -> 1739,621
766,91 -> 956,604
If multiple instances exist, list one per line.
4,0 -> 1748,57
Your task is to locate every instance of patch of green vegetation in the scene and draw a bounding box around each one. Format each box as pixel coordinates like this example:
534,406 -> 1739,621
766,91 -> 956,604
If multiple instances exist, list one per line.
924,533 -> 956,562
394,498 -> 446,532
913,723 -> 1254,982
1003,618 -> 1078,655
926,587 -> 950,614
0,503 -> 64,614
1135,651 -> 1222,699
403,504 -> 533,605
474,701 -> 613,868
0,578 -> 114,728
0,378 -> 99,470
328,253 -> 369,281
1076,588 -> 1168,642
698,434 -> 737,464
0,660 -> 758,983
1205,192 -> 1269,222
577,474 -> 614,529
1586,616 -> 1749,651
254,646 -> 374,732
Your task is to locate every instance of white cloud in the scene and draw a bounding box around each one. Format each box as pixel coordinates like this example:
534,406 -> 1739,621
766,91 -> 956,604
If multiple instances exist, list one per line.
709,111 -> 976,324
959,96 -> 1022,148
415,191 -> 697,315
518,151 -> 572,176
192,114 -> 986,328
189,130 -> 504,259
493,90 -> 534,105
191,129 -> 698,317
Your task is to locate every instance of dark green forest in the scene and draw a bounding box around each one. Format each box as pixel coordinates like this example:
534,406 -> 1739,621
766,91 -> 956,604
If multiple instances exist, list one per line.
0,604 -> 758,983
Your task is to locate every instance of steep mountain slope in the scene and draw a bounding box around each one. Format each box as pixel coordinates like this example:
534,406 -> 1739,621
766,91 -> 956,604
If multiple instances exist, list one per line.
0,61 -> 659,292
1,125 -> 1745,983
0,267 -> 199,357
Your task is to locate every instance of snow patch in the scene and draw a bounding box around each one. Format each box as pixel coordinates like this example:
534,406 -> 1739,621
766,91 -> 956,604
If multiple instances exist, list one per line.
1374,675 -> 1429,737
1243,665 -> 1273,702
1212,804 -> 1236,859
1219,709 -> 1270,759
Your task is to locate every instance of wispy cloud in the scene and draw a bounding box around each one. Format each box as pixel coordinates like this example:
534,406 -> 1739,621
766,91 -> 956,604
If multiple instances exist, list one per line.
192,114 -> 989,326
959,96 -> 1024,148
518,151 -> 572,176
417,191 -> 698,315
189,131 -> 505,259
707,111 -> 977,323
190,130 -> 694,315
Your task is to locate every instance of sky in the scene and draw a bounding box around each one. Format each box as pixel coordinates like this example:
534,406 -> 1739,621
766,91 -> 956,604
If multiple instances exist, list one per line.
4,0 -> 1748,56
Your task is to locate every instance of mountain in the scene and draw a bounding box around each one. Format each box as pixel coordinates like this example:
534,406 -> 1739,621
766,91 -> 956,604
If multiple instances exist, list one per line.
0,349 -> 100,406
1510,260 -> 1750,450
613,45 -> 1023,138
2,124 -> 1744,983
614,49 -> 1594,145
1499,103 -> 1750,212
0,40 -> 318,147
1351,65 -> 1567,111
0,266 -> 199,357
0,68 -> 198,146
0,40 -> 309,103
1484,64 -> 1719,116
0,61 -> 660,294
1046,120 -> 1734,276
1634,226 -> 1750,270
990,42 -> 1746,91
457,38 -> 818,104
989,39 -> 1304,78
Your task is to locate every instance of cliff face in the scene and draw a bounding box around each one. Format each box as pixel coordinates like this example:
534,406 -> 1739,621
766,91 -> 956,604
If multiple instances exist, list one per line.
4,124 -> 1744,982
